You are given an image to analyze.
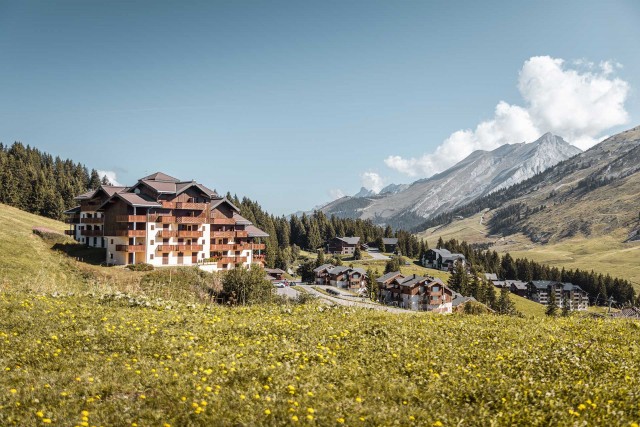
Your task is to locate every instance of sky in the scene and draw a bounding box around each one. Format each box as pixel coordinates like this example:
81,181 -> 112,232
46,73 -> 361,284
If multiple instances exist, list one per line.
1,0 -> 639,215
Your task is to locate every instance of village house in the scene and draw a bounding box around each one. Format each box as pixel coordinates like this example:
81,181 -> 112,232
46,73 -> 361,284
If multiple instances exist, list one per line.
375,271 -> 405,291
491,280 -> 529,298
382,237 -> 398,253
64,172 -> 268,270
380,272 -> 454,313
422,248 -> 466,271
313,263 -> 334,285
265,268 -> 286,282
327,266 -> 368,289
528,280 -> 589,311
327,236 -> 360,255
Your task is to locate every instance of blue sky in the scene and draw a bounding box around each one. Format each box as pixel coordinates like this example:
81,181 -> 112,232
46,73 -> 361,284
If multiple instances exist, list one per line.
1,0 -> 639,215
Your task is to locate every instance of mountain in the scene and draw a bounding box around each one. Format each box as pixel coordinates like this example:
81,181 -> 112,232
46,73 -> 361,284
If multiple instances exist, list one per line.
379,183 -> 409,195
353,187 -> 377,198
319,133 -> 581,229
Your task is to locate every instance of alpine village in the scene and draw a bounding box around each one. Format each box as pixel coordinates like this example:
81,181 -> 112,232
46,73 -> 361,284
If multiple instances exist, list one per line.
2,3 -> 640,426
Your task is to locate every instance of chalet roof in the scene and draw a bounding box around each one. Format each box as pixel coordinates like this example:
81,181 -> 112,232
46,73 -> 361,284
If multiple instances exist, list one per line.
452,293 -> 477,307
336,236 -> 360,245
245,224 -> 269,238
74,189 -> 97,200
139,179 -> 176,194
382,238 -> 398,245
484,273 -> 498,281
429,248 -> 465,262
175,181 -> 218,198
63,206 -> 81,214
349,268 -> 367,276
376,271 -> 404,284
509,281 -> 528,290
233,213 -> 252,226
116,192 -> 162,208
210,197 -> 240,213
142,172 -> 180,182
529,280 -> 560,290
328,266 -> 350,275
397,274 -> 426,288
265,268 -> 286,275
313,263 -> 334,273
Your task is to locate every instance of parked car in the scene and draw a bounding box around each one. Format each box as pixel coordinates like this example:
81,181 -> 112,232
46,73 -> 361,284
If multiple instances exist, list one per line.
274,282 -> 285,288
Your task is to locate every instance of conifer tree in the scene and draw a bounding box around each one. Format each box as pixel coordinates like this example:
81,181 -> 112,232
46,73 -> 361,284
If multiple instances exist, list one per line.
546,288 -> 558,316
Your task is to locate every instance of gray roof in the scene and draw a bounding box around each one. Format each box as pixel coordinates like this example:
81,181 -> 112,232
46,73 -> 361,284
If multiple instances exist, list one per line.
245,225 -> 269,238
116,193 -> 162,208
529,280 -> 560,290
210,197 -> 241,213
484,273 -> 498,281
63,206 -> 81,214
336,236 -> 360,245
349,268 -> 367,276
382,238 -> 398,245
265,268 -> 286,275
328,266 -> 351,275
74,189 -> 96,200
376,271 -> 404,284
509,281 -> 528,290
142,172 -> 180,182
429,248 -> 465,262
398,274 -> 426,288
233,213 -> 252,225
313,263 -> 334,273
452,294 -> 477,307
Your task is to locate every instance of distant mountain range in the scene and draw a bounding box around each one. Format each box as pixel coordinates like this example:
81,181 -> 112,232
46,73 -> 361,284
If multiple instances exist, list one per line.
318,132 -> 582,229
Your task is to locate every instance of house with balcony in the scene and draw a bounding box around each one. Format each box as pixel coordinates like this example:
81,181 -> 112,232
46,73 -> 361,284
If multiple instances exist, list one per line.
327,236 -> 360,255
313,264 -> 335,285
422,248 -> 467,271
527,280 -> 589,311
64,172 -> 268,270
380,272 -> 454,313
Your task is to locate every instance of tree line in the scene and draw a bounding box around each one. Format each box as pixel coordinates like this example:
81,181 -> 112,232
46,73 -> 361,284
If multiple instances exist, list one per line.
437,238 -> 637,305
0,142 -> 108,219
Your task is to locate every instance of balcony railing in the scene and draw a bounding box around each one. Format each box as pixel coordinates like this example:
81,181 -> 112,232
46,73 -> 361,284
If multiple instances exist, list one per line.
81,229 -> 103,237
249,243 -> 266,250
177,230 -> 203,238
217,256 -> 247,265
65,216 -> 80,224
161,201 -> 176,209
176,244 -> 203,252
210,217 -> 235,225
176,216 -> 206,224
176,202 -> 208,210
115,244 -> 146,253
210,244 -> 237,251
82,217 -> 103,224
157,244 -> 176,252
116,215 -> 147,223
156,216 -> 176,224
116,230 -> 146,237
157,230 -> 178,238
210,230 -> 249,239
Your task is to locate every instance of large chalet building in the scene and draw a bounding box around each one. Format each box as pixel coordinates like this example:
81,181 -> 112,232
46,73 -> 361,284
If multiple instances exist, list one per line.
64,172 -> 267,270
377,272 -> 454,313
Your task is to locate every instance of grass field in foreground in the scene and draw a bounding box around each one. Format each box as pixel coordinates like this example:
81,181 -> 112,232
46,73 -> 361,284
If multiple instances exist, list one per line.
1,292 -> 639,426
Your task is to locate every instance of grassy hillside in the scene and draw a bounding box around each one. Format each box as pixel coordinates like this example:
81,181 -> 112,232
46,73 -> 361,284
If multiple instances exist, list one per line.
2,292 -> 639,426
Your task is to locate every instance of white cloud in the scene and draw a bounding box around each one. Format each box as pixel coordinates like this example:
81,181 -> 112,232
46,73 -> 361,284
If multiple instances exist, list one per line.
361,171 -> 385,193
385,55 -> 630,177
328,188 -> 346,200
97,170 -> 122,186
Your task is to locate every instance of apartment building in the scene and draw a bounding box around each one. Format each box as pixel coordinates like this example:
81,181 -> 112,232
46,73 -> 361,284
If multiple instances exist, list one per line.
64,172 -> 267,270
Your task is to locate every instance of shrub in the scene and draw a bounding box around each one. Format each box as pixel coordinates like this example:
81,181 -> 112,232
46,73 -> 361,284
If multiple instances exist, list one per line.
126,263 -> 154,272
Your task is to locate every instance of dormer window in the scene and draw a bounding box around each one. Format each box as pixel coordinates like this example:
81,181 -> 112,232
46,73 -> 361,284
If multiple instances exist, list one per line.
134,188 -> 140,194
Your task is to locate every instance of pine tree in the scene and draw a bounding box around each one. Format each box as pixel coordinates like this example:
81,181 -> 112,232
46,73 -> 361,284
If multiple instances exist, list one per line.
436,236 -> 444,249
497,287 -> 516,315
546,288 -> 558,316
315,249 -> 325,268
353,246 -> 362,260
88,169 -> 102,189
561,294 -> 571,317
447,260 -> 468,294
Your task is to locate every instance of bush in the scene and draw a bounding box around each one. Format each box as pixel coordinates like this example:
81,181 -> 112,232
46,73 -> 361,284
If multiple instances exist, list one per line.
222,265 -> 273,305
126,263 -> 154,271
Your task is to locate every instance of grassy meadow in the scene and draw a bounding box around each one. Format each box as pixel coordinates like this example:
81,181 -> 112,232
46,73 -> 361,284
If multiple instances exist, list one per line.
1,202 -> 640,425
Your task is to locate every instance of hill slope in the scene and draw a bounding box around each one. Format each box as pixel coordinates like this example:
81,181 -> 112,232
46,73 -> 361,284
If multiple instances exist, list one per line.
320,133 -> 580,229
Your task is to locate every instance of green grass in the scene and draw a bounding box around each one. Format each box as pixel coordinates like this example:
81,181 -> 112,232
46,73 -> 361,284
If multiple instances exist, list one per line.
510,294 -> 546,317
1,292 -> 640,426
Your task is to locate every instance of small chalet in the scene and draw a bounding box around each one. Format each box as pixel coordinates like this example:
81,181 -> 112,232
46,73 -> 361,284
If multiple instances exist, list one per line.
327,237 -> 361,255
491,280 -> 528,297
380,272 -> 454,313
326,266 -> 368,289
422,248 -> 466,271
375,271 -> 405,290
382,238 -> 398,253
313,264 -> 334,285
528,281 -> 589,311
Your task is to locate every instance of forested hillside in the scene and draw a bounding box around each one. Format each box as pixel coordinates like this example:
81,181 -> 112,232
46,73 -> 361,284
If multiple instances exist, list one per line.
0,142 -> 108,220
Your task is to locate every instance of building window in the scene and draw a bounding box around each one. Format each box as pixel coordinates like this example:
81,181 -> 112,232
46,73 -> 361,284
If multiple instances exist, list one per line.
150,240 -> 154,245
111,239 -> 114,244
150,254 -> 154,260
432,286 -> 439,292
150,224 -> 155,230
110,253 -> 113,259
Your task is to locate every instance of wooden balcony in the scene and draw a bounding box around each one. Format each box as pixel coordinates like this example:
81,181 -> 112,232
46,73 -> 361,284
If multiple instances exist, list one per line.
82,217 -> 103,224
157,244 -> 176,252
253,255 -> 265,263
210,217 -> 235,225
161,201 -> 176,209
176,216 -> 206,224
156,216 -> 176,224
217,256 -> 247,265
176,202 -> 208,210
250,243 -> 266,250
81,229 -> 103,237
65,215 -> 80,224
115,244 -> 146,253
64,230 -> 75,236
116,229 -> 146,237
177,230 -> 203,238
157,230 -> 178,238
176,244 -> 203,252
116,215 -> 147,223
235,230 -> 249,238
210,244 -> 236,251
211,231 -> 234,238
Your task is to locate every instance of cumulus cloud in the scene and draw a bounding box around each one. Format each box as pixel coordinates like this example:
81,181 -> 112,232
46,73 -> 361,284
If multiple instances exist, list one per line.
361,171 -> 385,193
97,170 -> 122,186
385,56 -> 630,176
328,188 -> 346,200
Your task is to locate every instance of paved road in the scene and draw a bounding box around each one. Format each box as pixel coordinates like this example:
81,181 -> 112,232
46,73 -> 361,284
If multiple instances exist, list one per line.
275,285 -> 299,299
305,286 -> 413,314
366,249 -> 390,261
